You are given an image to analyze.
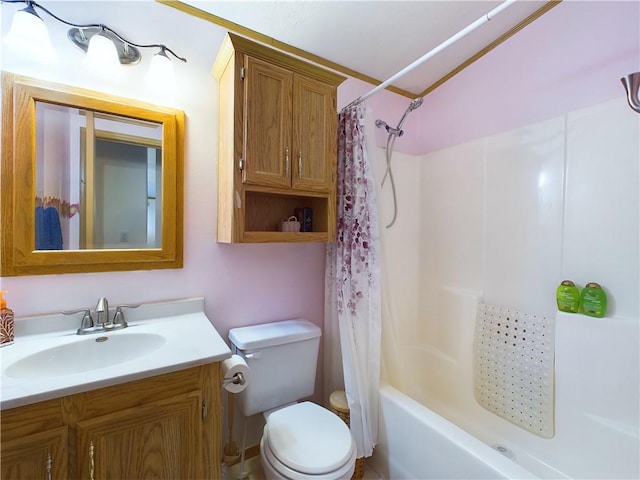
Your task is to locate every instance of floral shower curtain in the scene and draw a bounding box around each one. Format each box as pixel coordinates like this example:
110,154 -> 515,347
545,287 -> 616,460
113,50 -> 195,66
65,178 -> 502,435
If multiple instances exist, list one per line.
325,102 -> 381,458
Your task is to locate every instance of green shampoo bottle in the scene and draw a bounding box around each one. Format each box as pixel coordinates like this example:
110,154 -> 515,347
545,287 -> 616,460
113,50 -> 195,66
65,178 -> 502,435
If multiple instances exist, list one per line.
556,280 -> 580,313
580,282 -> 607,318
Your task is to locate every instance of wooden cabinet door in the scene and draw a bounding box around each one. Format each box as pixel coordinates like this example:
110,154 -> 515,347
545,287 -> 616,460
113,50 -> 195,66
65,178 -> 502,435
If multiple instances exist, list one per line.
76,392 -> 202,480
1,427 -> 68,480
292,75 -> 336,192
243,56 -> 293,188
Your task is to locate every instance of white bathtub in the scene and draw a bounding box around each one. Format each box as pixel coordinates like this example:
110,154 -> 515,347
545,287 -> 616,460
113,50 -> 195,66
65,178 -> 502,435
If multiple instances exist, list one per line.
372,384 -> 539,479
375,280 -> 639,479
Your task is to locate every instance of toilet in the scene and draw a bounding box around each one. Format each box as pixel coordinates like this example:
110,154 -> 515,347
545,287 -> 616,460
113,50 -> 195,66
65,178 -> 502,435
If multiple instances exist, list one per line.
228,319 -> 357,480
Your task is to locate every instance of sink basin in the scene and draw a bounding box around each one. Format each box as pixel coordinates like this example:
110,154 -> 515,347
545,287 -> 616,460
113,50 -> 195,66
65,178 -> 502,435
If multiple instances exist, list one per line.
5,333 -> 166,379
1,297 -> 233,410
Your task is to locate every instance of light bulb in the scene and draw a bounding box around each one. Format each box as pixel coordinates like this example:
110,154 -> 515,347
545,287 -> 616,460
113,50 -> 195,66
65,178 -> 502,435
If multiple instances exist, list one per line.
147,48 -> 176,88
84,31 -> 121,72
3,4 -> 55,61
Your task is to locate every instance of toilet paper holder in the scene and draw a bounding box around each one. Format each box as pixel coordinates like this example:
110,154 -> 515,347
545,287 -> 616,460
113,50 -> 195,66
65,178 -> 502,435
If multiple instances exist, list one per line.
222,371 -> 246,387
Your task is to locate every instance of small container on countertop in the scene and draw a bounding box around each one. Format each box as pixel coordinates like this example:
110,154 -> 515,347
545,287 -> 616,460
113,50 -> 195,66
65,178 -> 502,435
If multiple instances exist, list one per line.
0,290 -> 15,347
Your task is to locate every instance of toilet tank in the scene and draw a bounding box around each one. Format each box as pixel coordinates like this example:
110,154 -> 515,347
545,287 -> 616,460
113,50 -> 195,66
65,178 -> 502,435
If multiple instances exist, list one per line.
229,319 -> 321,417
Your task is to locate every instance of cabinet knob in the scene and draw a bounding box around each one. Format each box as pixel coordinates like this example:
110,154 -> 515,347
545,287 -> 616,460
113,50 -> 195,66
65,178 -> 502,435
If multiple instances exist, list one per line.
89,441 -> 95,480
285,148 -> 290,177
46,452 -> 52,480
298,151 -> 303,178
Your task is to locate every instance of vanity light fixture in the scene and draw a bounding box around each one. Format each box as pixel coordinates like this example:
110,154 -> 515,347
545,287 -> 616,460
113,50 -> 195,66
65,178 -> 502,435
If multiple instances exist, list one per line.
3,0 -> 53,59
2,0 -> 187,73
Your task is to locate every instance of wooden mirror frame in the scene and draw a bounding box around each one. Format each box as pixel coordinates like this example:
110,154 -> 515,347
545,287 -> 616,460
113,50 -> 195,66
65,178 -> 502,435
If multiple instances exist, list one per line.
1,72 -> 184,276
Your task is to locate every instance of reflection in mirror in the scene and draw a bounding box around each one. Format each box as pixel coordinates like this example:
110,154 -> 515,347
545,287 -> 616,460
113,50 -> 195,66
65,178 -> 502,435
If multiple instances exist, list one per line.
1,72 -> 184,276
34,102 -> 163,251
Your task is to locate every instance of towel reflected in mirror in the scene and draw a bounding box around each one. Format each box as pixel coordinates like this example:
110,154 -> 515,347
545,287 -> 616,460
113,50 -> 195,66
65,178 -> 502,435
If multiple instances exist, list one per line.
35,206 -> 63,250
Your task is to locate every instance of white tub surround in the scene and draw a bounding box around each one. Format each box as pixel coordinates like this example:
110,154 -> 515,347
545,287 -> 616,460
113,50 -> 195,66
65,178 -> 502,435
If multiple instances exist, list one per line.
1,297 -> 231,409
374,96 -> 639,479
554,312 -> 639,479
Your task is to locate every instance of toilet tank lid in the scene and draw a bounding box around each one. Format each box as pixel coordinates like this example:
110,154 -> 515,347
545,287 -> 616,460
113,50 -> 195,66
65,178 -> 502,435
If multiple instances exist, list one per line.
229,319 -> 321,350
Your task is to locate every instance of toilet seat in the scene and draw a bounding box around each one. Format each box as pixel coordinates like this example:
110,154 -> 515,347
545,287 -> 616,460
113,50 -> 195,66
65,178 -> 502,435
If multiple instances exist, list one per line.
261,402 -> 356,479
261,435 -> 356,480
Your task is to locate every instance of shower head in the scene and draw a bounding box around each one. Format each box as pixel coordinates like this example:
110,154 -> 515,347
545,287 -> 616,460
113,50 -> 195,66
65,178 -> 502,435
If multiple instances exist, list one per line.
375,97 -> 423,138
396,96 -> 424,132
408,97 -> 424,111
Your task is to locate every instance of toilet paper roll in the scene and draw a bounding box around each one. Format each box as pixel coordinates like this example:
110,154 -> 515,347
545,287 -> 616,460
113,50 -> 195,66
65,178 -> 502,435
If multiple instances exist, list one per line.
222,354 -> 250,394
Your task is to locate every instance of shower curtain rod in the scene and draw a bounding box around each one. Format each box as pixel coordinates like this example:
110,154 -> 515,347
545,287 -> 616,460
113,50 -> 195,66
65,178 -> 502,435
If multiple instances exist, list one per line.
343,0 -> 519,110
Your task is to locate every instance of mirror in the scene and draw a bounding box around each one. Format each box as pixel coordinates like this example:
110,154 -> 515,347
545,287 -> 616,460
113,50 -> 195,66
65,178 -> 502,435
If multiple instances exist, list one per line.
35,102 -> 163,251
1,72 -> 184,276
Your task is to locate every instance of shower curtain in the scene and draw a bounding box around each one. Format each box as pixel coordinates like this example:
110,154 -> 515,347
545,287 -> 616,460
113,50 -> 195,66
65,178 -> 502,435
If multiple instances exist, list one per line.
325,102 -> 381,458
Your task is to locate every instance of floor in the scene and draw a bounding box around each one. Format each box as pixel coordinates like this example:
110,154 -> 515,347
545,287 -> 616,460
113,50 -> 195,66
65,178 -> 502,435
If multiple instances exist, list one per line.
224,455 -> 382,480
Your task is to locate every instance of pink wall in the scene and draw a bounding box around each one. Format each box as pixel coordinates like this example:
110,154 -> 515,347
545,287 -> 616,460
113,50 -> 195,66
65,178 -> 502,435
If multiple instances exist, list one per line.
419,0 -> 640,155
0,2 -> 327,402
339,1 -> 640,157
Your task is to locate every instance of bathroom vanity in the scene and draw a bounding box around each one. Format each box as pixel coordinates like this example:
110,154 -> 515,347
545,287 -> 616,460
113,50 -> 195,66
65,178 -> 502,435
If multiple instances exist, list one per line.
1,364 -> 219,479
0,298 -> 230,480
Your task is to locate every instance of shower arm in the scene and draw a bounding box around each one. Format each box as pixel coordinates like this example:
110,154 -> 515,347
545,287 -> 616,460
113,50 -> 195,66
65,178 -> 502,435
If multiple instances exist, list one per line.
376,97 -> 424,229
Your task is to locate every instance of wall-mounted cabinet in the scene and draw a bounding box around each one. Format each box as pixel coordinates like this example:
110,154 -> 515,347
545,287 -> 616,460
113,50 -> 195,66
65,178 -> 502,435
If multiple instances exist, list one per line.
212,33 -> 345,243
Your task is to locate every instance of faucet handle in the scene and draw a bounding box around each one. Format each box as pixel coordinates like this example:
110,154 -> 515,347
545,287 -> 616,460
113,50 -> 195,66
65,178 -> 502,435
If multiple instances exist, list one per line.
63,308 -> 94,334
112,304 -> 140,328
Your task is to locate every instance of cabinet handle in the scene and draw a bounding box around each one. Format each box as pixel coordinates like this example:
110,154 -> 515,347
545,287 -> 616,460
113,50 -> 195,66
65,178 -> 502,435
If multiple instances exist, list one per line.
298,151 -> 302,179
285,148 -> 290,177
46,452 -> 52,480
89,441 -> 95,480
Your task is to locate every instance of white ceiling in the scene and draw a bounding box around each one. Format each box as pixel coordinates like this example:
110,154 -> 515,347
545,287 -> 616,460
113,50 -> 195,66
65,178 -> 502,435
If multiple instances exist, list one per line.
180,0 -> 550,96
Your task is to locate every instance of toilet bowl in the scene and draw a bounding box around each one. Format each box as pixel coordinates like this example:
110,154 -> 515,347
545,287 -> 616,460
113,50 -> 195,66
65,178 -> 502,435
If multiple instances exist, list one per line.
259,402 -> 356,480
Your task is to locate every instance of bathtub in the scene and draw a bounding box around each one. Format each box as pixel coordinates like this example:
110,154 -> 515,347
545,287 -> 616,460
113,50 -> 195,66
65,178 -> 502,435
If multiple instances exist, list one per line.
374,281 -> 639,479
372,384 -> 538,479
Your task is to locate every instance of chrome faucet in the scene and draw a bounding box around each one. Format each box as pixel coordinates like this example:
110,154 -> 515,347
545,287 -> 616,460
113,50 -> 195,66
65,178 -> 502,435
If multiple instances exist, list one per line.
64,298 -> 138,335
94,297 -> 110,328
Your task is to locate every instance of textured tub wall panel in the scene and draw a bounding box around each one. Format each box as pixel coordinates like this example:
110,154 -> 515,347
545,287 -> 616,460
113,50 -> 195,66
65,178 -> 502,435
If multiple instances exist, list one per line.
418,140 -> 485,350
435,288 -> 480,364
413,288 -> 481,414
371,146 -> 422,392
555,313 -> 640,479
563,100 -> 640,319
377,149 -> 421,346
484,116 -> 565,316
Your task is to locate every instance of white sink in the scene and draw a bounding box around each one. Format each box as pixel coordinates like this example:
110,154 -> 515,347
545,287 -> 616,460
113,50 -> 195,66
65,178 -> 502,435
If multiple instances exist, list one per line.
4,333 -> 166,379
1,297 -> 232,410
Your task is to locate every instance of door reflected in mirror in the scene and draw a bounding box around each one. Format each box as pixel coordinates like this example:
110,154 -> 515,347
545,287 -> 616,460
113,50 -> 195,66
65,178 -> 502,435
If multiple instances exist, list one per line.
34,102 -> 163,251
1,72 -> 184,276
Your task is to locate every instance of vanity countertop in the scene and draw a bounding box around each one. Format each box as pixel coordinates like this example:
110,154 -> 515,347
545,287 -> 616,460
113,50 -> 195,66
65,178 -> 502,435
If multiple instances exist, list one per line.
0,297 -> 231,409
